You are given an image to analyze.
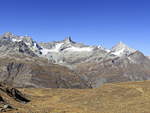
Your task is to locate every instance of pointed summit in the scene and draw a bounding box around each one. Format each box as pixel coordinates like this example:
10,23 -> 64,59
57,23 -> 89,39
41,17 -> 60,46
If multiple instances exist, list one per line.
111,42 -> 136,57
64,36 -> 75,43
115,41 -> 127,47
112,42 -> 131,50
3,32 -> 14,38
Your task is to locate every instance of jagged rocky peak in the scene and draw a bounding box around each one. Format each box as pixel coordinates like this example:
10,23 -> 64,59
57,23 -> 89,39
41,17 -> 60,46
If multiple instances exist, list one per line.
0,32 -> 17,40
63,36 -> 75,44
0,32 -> 42,56
3,32 -> 13,38
39,36 -> 74,49
1,32 -> 32,43
112,41 -> 129,50
39,36 -> 113,59
110,41 -> 136,56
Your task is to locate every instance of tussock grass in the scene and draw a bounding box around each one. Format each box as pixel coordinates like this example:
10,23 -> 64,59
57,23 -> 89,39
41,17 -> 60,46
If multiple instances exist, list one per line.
6,81 -> 150,113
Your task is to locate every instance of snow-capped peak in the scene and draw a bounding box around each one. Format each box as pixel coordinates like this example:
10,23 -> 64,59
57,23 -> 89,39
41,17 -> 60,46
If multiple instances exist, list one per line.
0,32 -> 42,55
2,32 -> 32,43
40,42 -> 94,55
40,37 -> 96,54
97,45 -> 110,52
110,42 -> 136,57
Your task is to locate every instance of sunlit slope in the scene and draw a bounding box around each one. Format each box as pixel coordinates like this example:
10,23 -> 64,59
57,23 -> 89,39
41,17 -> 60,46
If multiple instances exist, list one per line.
9,81 -> 150,113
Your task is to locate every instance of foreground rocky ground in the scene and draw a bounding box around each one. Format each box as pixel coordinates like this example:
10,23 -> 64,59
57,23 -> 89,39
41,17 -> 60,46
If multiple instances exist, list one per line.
0,83 -> 29,112
3,80 -> 150,113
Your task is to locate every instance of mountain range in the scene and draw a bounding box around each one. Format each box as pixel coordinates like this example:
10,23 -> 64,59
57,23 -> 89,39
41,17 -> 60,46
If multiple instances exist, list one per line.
0,32 -> 150,88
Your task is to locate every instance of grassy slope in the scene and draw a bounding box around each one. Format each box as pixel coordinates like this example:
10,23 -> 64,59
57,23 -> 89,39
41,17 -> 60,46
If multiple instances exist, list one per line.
7,81 -> 150,113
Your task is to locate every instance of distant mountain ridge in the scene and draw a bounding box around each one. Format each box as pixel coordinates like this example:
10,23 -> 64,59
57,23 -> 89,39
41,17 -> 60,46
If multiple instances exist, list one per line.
0,32 -> 149,88
0,32 -> 139,60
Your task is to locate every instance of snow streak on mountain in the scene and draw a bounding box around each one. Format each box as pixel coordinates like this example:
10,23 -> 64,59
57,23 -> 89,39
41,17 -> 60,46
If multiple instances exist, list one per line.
0,32 -> 150,88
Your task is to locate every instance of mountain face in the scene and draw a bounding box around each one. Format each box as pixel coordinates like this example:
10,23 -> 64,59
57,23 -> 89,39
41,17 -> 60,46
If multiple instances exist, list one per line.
0,54 -> 88,88
0,33 -> 88,88
39,37 -> 109,67
75,51 -> 150,87
0,32 -> 149,88
110,42 -> 136,56
0,32 -> 42,56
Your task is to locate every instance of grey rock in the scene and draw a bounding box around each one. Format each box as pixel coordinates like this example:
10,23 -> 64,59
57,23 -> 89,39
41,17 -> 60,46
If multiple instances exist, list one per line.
0,32 -> 150,88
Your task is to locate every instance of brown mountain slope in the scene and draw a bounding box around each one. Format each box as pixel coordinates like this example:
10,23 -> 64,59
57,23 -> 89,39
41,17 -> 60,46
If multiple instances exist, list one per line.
5,80 -> 150,113
0,54 -> 88,88
75,51 -> 150,88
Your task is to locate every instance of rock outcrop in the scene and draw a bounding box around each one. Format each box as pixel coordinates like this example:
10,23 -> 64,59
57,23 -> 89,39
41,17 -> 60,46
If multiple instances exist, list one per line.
0,83 -> 29,112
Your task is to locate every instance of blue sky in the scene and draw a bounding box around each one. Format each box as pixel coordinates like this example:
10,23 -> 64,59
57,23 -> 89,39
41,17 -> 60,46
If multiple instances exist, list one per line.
0,0 -> 150,55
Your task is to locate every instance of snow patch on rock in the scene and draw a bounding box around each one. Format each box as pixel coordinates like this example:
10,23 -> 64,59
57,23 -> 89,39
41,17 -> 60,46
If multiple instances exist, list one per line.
41,43 -> 63,54
65,46 -> 93,52
110,42 -> 136,57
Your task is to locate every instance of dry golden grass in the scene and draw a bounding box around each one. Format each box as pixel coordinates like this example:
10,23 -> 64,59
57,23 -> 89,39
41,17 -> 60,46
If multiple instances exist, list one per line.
6,80 -> 150,113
